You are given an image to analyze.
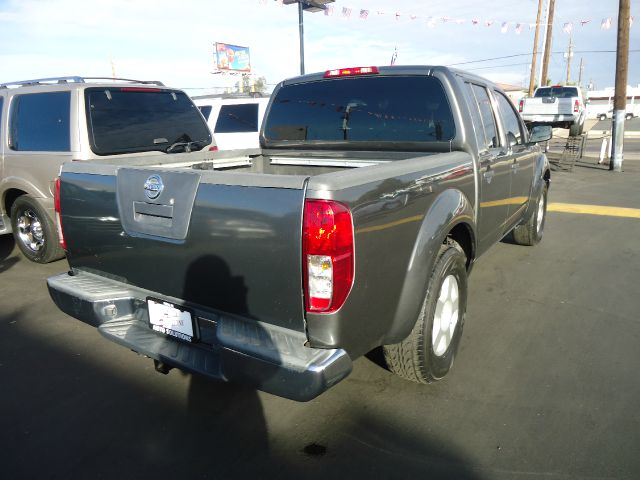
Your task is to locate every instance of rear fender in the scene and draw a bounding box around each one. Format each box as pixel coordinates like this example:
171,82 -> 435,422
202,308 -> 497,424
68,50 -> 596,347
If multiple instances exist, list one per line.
382,188 -> 475,344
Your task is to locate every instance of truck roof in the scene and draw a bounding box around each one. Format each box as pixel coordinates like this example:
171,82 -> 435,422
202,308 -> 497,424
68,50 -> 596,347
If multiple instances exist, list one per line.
280,65 -> 500,90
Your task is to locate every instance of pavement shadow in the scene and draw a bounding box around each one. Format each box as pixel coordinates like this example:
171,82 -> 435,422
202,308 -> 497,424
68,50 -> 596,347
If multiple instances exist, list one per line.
0,234 -> 16,260
0,235 -> 18,273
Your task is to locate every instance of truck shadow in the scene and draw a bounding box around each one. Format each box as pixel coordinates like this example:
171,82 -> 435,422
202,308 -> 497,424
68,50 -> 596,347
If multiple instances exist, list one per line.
1,306 -> 486,480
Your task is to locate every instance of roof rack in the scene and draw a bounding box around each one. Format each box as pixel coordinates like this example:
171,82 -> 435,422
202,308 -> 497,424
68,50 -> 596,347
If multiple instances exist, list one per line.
0,76 -> 165,89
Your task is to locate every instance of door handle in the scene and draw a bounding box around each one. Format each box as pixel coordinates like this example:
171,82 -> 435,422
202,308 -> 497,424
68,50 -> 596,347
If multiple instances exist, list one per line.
483,169 -> 495,181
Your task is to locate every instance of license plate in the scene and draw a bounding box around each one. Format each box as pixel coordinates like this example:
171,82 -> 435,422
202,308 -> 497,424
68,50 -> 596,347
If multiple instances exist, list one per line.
147,297 -> 196,342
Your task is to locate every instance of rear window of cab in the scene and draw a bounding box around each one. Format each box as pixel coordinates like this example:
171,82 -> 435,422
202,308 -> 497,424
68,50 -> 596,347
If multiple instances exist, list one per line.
263,75 -> 455,144
85,87 -> 211,155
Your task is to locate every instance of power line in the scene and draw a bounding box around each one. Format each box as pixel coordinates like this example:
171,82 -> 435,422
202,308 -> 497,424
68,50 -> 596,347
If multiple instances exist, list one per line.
448,49 -> 640,67
467,62 -> 532,71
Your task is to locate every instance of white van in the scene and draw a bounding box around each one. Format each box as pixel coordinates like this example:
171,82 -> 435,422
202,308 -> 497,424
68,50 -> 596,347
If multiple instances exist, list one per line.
192,95 -> 270,150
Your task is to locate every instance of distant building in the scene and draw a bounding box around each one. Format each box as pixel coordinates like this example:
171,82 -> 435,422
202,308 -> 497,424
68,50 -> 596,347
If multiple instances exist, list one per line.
496,83 -> 527,106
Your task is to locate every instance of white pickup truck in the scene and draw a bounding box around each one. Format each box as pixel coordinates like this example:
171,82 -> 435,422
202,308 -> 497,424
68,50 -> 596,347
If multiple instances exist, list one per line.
519,85 -> 586,136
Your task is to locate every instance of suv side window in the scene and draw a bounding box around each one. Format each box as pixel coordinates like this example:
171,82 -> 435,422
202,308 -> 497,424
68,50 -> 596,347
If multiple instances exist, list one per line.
215,103 -> 259,133
468,84 -> 499,150
9,92 -> 71,152
495,92 -> 524,146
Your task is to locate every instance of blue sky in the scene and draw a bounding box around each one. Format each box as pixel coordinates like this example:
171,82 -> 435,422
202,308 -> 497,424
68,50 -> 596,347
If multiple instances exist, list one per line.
0,0 -> 637,95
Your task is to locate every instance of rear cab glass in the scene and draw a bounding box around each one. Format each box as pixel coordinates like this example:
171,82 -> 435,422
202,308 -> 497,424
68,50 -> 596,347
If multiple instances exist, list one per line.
534,87 -> 579,98
9,91 -> 71,151
85,87 -> 211,155
263,75 -> 455,147
215,103 -> 259,133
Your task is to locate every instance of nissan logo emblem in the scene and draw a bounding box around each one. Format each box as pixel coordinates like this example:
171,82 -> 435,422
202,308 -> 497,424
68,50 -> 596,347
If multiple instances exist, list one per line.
143,174 -> 164,200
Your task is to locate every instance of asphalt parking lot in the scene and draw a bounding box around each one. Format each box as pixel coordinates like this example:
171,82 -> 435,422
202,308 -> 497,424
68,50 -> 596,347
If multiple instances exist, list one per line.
1,148 -> 639,479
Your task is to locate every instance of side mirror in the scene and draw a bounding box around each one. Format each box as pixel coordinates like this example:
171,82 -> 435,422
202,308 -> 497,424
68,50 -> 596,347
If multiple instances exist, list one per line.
529,125 -> 552,144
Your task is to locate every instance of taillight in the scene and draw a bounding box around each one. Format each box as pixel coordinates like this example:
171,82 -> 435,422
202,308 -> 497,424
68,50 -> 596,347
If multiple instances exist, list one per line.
208,145 -> 218,151
302,200 -> 354,314
54,177 -> 67,250
324,66 -> 379,78
574,99 -> 580,113
519,99 -> 524,113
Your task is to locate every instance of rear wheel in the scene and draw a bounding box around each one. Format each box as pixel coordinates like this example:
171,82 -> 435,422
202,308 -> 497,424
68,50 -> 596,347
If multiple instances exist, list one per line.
512,183 -> 548,246
383,240 -> 467,383
625,113 -> 633,120
599,114 -> 607,121
10,195 -> 65,263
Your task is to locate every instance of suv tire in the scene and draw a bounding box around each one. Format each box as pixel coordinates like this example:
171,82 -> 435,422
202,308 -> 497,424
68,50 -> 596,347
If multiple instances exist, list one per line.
383,240 -> 467,383
11,195 -> 65,263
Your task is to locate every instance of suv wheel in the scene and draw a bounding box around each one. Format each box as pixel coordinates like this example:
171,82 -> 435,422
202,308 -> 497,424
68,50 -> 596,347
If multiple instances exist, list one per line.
11,195 -> 65,263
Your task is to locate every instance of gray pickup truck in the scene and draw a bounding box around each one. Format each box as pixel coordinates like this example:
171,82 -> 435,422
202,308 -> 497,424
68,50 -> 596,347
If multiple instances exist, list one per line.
47,66 -> 551,401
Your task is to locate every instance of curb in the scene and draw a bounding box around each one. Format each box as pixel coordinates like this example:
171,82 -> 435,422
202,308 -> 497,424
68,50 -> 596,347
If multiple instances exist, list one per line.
587,130 -> 640,138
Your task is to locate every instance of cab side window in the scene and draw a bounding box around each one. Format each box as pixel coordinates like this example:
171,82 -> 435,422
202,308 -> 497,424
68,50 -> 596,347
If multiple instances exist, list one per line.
9,92 -> 71,152
467,84 -> 499,150
495,92 -> 524,147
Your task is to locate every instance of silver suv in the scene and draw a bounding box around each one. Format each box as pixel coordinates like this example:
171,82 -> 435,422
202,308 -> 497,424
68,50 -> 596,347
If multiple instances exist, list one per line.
0,76 -> 213,263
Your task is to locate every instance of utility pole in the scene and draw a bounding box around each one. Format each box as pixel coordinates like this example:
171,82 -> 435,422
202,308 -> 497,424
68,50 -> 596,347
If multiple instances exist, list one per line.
611,0 -> 630,172
297,1 -> 305,75
538,0 -> 551,86
529,0 -> 545,96
565,33 -> 574,84
541,0 -> 556,86
578,57 -> 584,87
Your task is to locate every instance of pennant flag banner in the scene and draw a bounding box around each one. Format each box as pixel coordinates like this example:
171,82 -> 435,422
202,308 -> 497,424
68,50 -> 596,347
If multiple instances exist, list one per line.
258,2 -> 628,35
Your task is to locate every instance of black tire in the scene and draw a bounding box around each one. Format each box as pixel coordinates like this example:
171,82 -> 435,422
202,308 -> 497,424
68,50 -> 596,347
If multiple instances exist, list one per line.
10,195 -> 65,263
625,113 -> 633,120
512,182 -> 548,246
599,114 -> 607,121
383,240 -> 467,384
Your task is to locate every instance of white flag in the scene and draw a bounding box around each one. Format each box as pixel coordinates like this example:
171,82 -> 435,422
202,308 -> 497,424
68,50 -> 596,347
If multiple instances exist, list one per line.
562,22 -> 573,34
501,22 -> 509,33
601,17 -> 612,30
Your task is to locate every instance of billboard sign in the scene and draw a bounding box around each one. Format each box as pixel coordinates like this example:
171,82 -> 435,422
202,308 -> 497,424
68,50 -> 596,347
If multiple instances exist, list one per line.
215,43 -> 251,72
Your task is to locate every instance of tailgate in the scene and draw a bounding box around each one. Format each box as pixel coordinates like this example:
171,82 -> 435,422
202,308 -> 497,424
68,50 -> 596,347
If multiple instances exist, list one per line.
59,163 -> 308,332
524,97 -> 574,115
